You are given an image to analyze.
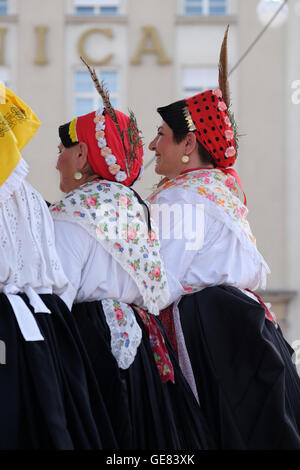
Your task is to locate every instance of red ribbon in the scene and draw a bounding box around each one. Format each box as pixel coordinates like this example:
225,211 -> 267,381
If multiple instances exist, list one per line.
159,305 -> 178,357
134,306 -> 175,384
245,289 -> 277,325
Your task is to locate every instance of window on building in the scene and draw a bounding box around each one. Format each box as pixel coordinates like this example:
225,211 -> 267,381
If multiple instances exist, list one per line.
0,0 -> 8,15
73,0 -> 120,15
182,67 -> 218,98
184,0 -> 227,16
74,69 -> 119,117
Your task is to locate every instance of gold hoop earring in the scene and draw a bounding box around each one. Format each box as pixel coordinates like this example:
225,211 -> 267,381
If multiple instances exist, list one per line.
181,155 -> 190,164
74,171 -> 83,180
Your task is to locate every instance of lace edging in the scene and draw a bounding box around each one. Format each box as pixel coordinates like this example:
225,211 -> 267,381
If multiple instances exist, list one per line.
52,211 -> 169,315
190,192 -> 271,288
102,299 -> 142,369
0,158 -> 29,203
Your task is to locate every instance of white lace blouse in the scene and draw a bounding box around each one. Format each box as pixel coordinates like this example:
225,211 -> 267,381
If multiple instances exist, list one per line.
0,182 -> 68,295
0,160 -> 70,341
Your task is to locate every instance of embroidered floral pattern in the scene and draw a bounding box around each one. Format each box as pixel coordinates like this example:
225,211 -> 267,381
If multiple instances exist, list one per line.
102,299 -> 142,369
50,179 -> 170,314
134,306 -> 174,383
158,305 -> 178,356
149,169 -> 256,246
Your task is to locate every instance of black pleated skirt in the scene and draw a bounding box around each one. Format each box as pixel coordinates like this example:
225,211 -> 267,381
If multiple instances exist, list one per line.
0,293 -> 117,450
72,300 -> 215,450
178,286 -> 300,450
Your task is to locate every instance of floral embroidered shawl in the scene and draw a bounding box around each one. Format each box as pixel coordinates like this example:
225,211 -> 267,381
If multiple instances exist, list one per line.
50,178 -> 170,315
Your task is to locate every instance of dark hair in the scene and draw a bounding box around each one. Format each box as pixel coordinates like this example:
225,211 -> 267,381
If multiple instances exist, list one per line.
173,131 -> 216,167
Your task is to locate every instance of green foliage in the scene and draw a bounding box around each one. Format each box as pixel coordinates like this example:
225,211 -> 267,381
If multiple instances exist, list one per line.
228,106 -> 239,155
127,109 -> 144,169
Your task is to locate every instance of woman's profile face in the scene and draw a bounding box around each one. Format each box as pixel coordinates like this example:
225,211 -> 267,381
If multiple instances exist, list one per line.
56,142 -> 81,193
148,121 -> 185,179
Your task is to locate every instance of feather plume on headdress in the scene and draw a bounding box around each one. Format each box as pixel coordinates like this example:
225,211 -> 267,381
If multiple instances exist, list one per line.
218,25 -> 240,153
218,24 -> 230,108
80,56 -> 130,171
80,56 -> 118,124
80,56 -> 144,173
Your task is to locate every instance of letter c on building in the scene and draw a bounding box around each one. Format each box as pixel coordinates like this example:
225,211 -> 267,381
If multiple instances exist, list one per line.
78,28 -> 114,66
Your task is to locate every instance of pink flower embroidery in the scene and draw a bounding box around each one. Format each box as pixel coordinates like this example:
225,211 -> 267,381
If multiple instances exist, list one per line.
52,206 -> 60,212
225,146 -> 236,159
236,207 -> 246,219
194,172 -> 210,178
85,197 -> 97,206
204,177 -> 210,184
131,263 -> 137,272
224,129 -> 234,141
115,308 -> 124,321
212,88 -> 223,98
101,147 -> 112,157
225,176 -> 235,189
119,195 -> 130,206
94,116 -> 102,123
94,115 -> 105,123
183,286 -> 195,293
207,194 -> 216,202
127,227 -> 137,240
217,101 -> 227,112
149,231 -> 157,242
96,130 -> 105,139
108,164 -> 121,176
153,266 -> 161,278
224,116 -> 232,127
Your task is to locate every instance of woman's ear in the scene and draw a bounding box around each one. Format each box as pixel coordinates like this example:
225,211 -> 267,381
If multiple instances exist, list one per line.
77,142 -> 89,169
185,132 -> 197,155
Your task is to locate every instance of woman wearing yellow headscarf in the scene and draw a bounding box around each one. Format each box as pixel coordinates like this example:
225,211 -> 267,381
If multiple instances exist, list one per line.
0,86 -> 117,449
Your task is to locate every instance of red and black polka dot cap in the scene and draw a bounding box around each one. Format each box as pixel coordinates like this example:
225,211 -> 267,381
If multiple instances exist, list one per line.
157,87 -> 237,169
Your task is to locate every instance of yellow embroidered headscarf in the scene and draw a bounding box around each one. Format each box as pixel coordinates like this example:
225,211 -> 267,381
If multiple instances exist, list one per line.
0,84 -> 40,186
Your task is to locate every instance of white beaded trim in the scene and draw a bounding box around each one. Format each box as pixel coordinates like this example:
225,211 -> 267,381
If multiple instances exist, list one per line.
94,106 -> 128,183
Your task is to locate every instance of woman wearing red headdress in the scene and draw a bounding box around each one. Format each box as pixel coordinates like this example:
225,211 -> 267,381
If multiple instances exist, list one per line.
50,62 -> 215,450
148,27 -> 300,449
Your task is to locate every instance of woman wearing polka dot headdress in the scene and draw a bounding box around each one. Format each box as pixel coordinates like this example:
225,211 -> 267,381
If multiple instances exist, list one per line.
50,60 -> 215,450
148,26 -> 300,449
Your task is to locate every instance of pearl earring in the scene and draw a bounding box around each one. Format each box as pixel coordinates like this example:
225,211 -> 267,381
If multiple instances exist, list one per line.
181,155 -> 190,164
74,171 -> 83,180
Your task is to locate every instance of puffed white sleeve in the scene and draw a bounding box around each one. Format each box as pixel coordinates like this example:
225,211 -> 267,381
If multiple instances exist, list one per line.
54,219 -> 146,309
151,186 -> 270,292
54,220 -> 91,310
151,187 -> 202,301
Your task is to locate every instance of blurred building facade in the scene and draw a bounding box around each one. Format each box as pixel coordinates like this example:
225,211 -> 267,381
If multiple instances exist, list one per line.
1,0 -> 300,349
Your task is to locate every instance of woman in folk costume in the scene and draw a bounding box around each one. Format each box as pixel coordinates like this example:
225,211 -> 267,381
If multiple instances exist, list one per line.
148,26 -> 300,450
0,86 -> 119,449
50,60 -> 214,450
